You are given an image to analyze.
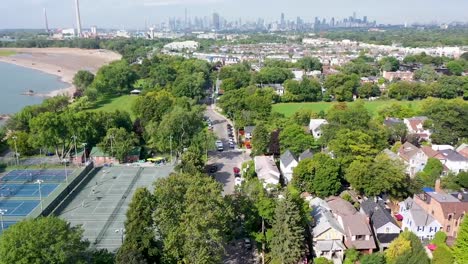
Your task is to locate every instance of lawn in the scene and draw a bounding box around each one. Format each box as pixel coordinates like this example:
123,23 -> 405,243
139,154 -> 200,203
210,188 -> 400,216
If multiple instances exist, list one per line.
88,95 -> 138,119
272,100 -> 423,117
0,50 -> 16,57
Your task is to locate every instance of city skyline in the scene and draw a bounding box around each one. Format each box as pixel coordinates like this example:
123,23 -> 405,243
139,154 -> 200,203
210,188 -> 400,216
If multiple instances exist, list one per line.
0,0 -> 467,29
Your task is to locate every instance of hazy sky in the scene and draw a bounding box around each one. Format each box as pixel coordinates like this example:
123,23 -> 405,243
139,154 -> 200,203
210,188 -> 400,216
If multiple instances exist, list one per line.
1,0 -> 467,29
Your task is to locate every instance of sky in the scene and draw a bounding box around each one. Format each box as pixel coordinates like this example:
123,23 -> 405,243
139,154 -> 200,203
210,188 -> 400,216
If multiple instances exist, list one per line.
1,0 -> 467,29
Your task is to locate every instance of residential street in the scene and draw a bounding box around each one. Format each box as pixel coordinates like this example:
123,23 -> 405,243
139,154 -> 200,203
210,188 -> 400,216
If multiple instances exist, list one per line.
205,105 -> 249,195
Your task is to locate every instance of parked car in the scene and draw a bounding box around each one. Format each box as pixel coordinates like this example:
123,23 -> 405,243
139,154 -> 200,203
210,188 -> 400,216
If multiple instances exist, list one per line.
216,140 -> 224,151
244,238 -> 252,250
209,164 -> 218,173
229,142 -> 235,149
233,167 -> 241,177
235,177 -> 242,186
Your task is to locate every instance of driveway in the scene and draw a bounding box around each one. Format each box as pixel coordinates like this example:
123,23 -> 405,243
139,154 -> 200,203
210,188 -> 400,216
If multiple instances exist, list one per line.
205,105 -> 249,196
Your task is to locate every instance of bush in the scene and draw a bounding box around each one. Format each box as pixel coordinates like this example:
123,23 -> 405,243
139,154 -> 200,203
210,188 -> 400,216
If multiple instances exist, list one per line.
315,257 -> 333,264
432,231 -> 447,246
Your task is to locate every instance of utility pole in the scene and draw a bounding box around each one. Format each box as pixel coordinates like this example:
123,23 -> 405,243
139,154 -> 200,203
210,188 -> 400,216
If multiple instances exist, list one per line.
110,135 -> 114,159
36,180 -> 44,212
12,136 -> 19,166
169,135 -> 173,164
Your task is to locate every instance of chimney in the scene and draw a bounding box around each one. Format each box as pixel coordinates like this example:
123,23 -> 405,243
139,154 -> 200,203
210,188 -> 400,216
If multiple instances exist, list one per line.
458,193 -> 463,201
75,0 -> 82,37
435,179 -> 442,193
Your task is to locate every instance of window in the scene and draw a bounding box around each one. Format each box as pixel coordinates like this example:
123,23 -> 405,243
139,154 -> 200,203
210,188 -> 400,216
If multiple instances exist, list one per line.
431,210 -> 434,215
447,225 -> 451,232
355,235 -> 365,241
448,215 -> 452,221
430,227 -> 433,232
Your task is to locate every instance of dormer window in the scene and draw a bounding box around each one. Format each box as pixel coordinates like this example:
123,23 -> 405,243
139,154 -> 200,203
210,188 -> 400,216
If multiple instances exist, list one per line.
448,215 -> 452,221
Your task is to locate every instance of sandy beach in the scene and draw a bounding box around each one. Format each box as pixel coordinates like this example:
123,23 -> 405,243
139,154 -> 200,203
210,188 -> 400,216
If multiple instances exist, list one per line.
0,48 -> 121,97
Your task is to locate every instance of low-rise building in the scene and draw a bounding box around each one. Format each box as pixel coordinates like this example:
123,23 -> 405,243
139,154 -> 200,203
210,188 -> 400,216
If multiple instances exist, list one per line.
310,197 -> 346,263
397,142 -> 428,177
254,156 -> 280,188
327,196 -> 376,254
309,119 -> 328,139
279,150 -> 298,184
399,197 -> 442,241
413,181 -> 468,238
403,116 -> 431,141
382,71 -> 414,82
361,198 -> 401,250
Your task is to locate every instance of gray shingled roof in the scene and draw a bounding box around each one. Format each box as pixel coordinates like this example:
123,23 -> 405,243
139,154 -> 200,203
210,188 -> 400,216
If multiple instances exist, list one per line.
299,149 -> 314,161
439,149 -> 467,162
361,199 -> 399,230
280,150 -> 297,167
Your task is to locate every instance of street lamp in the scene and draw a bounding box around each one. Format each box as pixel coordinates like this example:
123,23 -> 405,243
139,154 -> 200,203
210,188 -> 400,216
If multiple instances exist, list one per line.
63,158 -> 68,184
12,136 -> 18,166
115,228 -> 125,243
35,180 -> 44,211
81,143 -> 87,164
0,209 -> 7,232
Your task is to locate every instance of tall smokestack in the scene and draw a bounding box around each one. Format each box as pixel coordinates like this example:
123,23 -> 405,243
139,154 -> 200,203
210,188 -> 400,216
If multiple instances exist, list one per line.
75,0 -> 82,37
43,8 -> 49,33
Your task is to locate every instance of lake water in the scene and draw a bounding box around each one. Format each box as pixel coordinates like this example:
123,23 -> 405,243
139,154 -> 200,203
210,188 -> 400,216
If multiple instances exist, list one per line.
0,62 -> 69,115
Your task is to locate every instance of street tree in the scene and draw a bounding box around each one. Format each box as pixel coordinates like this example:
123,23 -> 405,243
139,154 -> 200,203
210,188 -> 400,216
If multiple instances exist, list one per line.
117,188 -> 159,263
292,153 -> 342,197
98,127 -> 139,162
252,123 -> 270,155
453,217 -> 468,263
346,153 -> 410,199
0,217 -> 89,264
270,193 -> 305,264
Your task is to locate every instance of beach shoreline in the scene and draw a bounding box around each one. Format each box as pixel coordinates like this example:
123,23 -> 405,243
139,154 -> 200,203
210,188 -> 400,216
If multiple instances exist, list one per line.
0,48 -> 121,98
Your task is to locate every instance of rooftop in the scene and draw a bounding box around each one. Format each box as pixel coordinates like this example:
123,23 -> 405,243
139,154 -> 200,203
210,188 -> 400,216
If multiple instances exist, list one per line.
280,150 -> 297,167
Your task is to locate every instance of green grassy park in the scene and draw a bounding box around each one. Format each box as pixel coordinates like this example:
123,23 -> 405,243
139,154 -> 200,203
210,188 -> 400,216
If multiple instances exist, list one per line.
272,100 -> 423,117
88,95 -> 138,119
0,50 -> 17,57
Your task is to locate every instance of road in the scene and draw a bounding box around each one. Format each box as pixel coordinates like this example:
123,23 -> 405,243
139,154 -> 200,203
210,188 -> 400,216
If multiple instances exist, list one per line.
205,105 -> 248,196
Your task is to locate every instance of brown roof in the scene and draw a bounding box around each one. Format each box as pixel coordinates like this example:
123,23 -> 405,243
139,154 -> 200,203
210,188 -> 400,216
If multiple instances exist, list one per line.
421,146 -> 445,159
326,196 -> 357,216
457,145 -> 468,158
398,142 -> 421,162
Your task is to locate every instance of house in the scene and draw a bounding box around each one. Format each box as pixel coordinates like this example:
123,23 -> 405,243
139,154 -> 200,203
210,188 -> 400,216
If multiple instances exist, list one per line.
326,196 -> 376,254
382,71 -> 414,82
309,119 -> 328,139
310,198 -> 346,263
398,197 -> 442,241
413,181 -> 468,238
259,84 -> 285,96
299,149 -> 314,161
456,143 -> 468,159
361,198 -> 401,250
437,149 -> 468,174
397,142 -> 428,177
279,150 -> 298,184
244,126 -> 256,140
403,117 -> 431,141
254,156 -> 281,188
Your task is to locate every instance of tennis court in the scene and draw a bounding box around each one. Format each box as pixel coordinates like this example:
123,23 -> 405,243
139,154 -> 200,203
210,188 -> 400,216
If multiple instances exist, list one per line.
0,169 -> 73,183
0,184 -> 58,198
0,200 -> 40,216
58,165 -> 173,252
0,221 -> 18,234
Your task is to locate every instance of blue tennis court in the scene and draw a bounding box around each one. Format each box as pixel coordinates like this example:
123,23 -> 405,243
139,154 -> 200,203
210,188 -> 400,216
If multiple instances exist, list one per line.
0,200 -> 39,216
0,221 -> 18,234
0,184 -> 58,198
0,169 -> 69,183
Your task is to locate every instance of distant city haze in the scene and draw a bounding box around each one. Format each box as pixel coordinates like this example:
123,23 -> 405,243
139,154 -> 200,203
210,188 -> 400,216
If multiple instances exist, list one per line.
1,0 -> 467,29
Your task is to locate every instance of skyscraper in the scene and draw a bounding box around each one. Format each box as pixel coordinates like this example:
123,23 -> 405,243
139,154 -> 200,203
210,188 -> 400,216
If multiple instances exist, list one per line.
212,12 -> 220,30
75,0 -> 82,37
43,8 -> 49,33
280,13 -> 285,27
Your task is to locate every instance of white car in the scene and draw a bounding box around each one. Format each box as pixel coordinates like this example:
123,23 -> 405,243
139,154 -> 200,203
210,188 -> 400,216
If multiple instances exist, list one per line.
235,177 -> 243,186
216,140 -> 224,151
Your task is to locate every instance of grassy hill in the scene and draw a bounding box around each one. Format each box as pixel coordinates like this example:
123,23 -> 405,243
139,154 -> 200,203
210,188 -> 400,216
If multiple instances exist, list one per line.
272,100 -> 423,117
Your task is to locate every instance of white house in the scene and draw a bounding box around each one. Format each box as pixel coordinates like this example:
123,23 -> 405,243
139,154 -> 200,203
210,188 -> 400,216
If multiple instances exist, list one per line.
397,142 -> 428,177
254,156 -> 281,188
309,119 -> 328,139
279,150 -> 298,184
438,149 -> 468,174
403,117 -> 431,141
398,198 -> 442,241
163,41 -> 199,51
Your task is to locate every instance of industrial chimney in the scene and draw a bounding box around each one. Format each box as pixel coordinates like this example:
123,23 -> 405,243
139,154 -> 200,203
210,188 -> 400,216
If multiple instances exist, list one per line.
75,0 -> 82,37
